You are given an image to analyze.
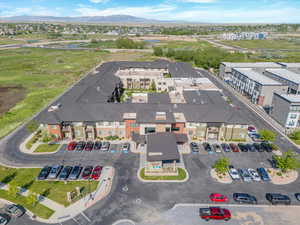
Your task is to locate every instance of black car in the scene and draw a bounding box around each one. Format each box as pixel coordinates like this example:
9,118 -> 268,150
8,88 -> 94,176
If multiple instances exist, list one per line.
233,193 -> 257,204
266,193 -> 291,205
203,143 -> 213,153
253,143 -> 264,152
261,142 -> 272,152
75,141 -> 86,151
246,144 -> 256,152
93,141 -> 102,150
295,193 -> 300,201
84,141 -> 94,151
238,143 -> 248,152
190,142 -> 199,153
221,143 -> 231,152
37,166 -> 51,180
69,166 -> 83,180
58,166 -> 73,180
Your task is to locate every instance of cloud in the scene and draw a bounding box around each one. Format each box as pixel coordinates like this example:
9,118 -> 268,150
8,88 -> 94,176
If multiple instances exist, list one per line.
1,6 -> 62,17
88,0 -> 110,3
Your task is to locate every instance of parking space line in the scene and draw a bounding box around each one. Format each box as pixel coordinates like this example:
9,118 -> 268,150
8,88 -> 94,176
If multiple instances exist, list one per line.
81,212 -> 91,222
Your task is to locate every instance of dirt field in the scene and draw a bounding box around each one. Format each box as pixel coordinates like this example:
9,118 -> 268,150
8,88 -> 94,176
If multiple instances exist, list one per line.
0,86 -> 26,115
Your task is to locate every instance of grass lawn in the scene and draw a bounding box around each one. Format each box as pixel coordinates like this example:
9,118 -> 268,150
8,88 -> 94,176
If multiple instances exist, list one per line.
0,38 -> 25,45
0,166 -> 98,207
34,144 -> 60,153
221,39 -> 300,50
140,168 -> 187,181
0,190 -> 54,219
290,138 -> 300,145
0,48 -> 107,138
158,40 -> 212,49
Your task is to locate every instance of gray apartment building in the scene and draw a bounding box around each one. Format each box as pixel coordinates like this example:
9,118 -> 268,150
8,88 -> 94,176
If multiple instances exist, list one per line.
231,68 -> 288,106
271,93 -> 300,129
264,68 -> 300,94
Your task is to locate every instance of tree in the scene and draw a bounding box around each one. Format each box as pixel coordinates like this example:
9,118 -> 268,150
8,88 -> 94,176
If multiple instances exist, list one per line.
153,47 -> 163,56
27,191 -> 38,207
213,157 -> 230,174
259,129 -> 277,142
273,150 -> 300,173
26,120 -> 39,133
150,80 -> 156,92
8,184 -> 19,198
289,130 -> 300,140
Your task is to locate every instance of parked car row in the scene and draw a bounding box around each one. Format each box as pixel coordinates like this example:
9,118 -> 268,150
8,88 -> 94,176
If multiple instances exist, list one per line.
228,166 -> 271,182
37,165 -> 103,181
209,192 -> 297,205
67,141 -> 130,152
0,204 -> 25,225
190,142 -> 273,153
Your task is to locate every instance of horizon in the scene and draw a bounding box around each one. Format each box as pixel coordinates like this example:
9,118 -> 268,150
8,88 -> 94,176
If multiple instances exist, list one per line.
0,0 -> 300,23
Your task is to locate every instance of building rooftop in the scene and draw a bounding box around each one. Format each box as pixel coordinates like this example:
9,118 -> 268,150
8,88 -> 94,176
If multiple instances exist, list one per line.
233,68 -> 282,86
146,133 -> 180,162
274,93 -> 300,103
277,63 -> 300,68
265,68 -> 300,85
222,62 -> 282,68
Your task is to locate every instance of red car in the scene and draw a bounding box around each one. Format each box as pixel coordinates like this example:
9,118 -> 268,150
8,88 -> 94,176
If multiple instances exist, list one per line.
229,143 -> 240,152
209,193 -> 228,202
200,207 -> 231,221
91,166 -> 102,180
67,141 -> 77,151
248,126 -> 256,132
81,166 -> 93,180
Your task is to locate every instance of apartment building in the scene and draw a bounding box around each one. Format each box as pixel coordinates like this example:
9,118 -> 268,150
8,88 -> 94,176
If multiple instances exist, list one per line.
39,60 -> 249,142
231,68 -> 287,106
271,93 -> 300,129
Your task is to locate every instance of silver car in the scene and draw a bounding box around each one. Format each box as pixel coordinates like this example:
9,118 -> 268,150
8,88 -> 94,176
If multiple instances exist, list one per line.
0,215 -> 8,225
239,168 -> 252,182
48,165 -> 63,179
248,168 -> 261,182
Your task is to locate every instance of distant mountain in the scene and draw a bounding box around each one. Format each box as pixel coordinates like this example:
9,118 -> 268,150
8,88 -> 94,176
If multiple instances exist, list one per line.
0,15 -> 182,24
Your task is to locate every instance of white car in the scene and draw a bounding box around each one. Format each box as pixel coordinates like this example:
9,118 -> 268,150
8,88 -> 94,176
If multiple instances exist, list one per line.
228,167 -> 240,180
0,215 -> 8,225
248,168 -> 261,182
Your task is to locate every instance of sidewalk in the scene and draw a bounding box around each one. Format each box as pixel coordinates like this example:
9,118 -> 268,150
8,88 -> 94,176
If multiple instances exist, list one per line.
0,166 -> 115,224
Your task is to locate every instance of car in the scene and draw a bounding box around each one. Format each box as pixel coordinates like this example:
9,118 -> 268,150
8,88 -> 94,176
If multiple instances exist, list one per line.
251,133 -> 262,142
294,193 -> 300,201
261,142 -> 272,152
213,144 -> 222,153
0,214 -> 8,225
101,142 -> 110,151
248,126 -> 257,134
266,193 -> 291,205
203,143 -> 213,154
81,166 -> 93,179
246,144 -> 256,152
84,141 -> 94,151
257,168 -> 271,181
190,142 -> 199,153
58,166 -> 72,180
233,193 -> 257,204
229,143 -> 239,152
48,165 -> 63,179
122,143 -> 130,152
268,158 -> 278,168
253,143 -> 264,152
91,166 -> 103,180
93,141 -> 102,150
5,204 -> 25,217
221,143 -> 231,152
238,168 -> 252,182
247,168 -> 261,181
75,141 -> 85,151
68,166 -> 83,180
238,143 -> 248,152
228,166 -> 240,180
209,193 -> 228,202
67,141 -> 77,151
199,207 -> 231,221
37,166 -> 51,180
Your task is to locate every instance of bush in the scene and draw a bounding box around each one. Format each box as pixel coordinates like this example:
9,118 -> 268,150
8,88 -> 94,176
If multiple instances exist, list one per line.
259,129 -> 277,142
26,120 -> 39,133
213,157 -> 230,174
273,149 -> 300,173
116,38 -> 145,49
153,47 -> 163,56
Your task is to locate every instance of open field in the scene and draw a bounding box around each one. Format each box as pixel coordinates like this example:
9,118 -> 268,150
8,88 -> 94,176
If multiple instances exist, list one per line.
34,144 -> 60,153
0,166 -> 98,207
221,39 -> 300,50
0,48 -> 106,138
0,86 -> 26,115
158,40 -> 212,49
0,38 -> 25,45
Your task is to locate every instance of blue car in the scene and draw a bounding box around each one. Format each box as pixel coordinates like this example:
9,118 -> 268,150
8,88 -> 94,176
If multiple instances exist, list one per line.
257,168 -> 270,181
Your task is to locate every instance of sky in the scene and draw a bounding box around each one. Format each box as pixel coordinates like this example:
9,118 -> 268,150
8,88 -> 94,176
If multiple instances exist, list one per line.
0,0 -> 300,23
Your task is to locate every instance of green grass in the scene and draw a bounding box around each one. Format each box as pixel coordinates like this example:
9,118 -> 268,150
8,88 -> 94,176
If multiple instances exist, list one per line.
0,48 -> 107,138
158,40 -> 212,49
221,39 -> 300,50
140,168 -> 187,180
34,144 -> 60,153
0,166 -> 98,207
0,39 -> 25,45
0,190 -> 54,219
290,138 -> 300,145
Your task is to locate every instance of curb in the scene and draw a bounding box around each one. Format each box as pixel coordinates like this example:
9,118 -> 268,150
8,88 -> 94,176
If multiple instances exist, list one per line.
112,219 -> 136,225
137,168 -> 190,183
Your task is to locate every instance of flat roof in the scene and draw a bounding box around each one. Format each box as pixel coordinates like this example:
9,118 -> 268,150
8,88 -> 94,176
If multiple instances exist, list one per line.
146,133 -> 180,162
274,93 -> 300,103
233,68 -> 282,86
265,68 -> 300,85
222,62 -> 282,68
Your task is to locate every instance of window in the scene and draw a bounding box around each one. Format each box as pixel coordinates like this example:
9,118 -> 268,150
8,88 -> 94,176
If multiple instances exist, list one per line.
171,127 -> 180,131
166,127 -> 171,132
51,125 -> 57,129
290,114 -> 297,119
98,130 -> 102,135
130,123 -> 138,128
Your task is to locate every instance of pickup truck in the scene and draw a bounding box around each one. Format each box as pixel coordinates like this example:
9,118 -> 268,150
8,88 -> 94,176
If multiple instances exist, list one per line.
199,207 -> 231,221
